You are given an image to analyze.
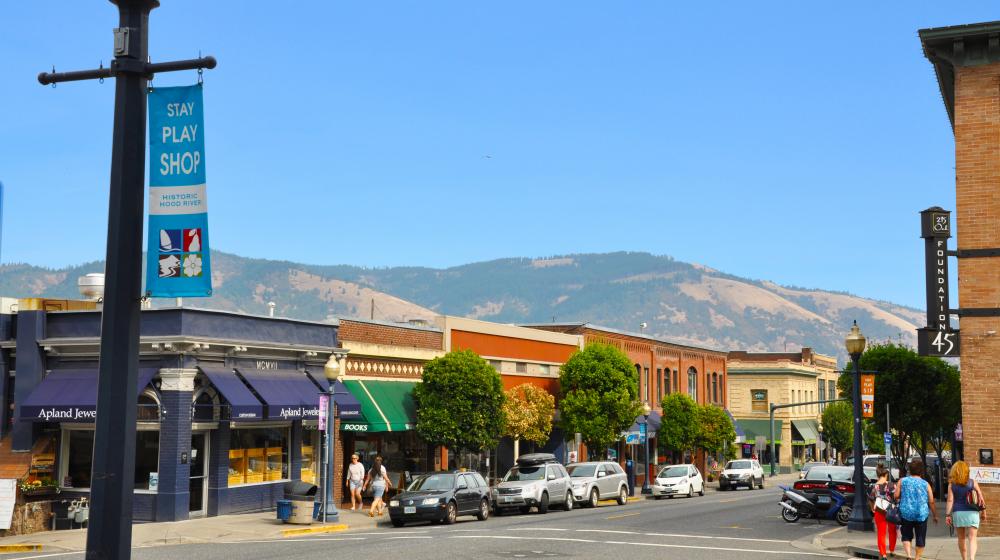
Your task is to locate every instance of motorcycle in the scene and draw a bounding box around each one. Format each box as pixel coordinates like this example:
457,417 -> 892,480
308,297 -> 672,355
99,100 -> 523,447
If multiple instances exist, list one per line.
778,481 -> 852,526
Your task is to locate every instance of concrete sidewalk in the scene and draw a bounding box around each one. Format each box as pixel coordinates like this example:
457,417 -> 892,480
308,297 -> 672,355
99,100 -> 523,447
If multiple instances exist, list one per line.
0,506 -> 390,553
816,521 -> 1000,559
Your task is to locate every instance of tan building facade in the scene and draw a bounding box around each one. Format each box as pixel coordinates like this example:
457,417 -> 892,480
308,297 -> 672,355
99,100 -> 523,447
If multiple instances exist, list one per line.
727,348 -> 840,473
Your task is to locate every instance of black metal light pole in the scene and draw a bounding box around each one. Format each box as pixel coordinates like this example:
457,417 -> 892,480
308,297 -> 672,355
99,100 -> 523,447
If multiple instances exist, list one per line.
37,3 -> 215,558
845,321 -> 873,532
641,403 -> 651,494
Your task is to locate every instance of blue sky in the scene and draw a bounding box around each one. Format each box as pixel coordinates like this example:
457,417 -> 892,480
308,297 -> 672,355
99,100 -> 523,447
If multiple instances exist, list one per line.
0,2 -> 993,309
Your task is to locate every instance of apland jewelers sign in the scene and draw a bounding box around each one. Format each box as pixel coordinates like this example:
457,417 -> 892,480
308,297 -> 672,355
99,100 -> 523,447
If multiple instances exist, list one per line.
146,84 -> 212,297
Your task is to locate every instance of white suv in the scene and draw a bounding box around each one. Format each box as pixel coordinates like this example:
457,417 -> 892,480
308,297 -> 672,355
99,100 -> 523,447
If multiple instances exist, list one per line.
718,459 -> 765,490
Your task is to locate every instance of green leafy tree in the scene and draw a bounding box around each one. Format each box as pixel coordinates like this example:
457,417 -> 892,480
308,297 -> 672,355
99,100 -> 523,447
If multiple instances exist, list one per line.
658,393 -> 699,457
502,383 -> 556,459
414,349 -> 506,452
863,420 -> 884,454
695,404 -> 737,456
821,400 -> 853,459
558,343 -> 641,455
838,343 -> 961,466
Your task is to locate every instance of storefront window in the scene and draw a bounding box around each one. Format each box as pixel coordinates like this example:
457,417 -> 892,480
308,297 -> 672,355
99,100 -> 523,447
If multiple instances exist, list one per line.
228,427 -> 288,486
301,429 -> 320,484
62,430 -> 159,490
137,392 -> 159,422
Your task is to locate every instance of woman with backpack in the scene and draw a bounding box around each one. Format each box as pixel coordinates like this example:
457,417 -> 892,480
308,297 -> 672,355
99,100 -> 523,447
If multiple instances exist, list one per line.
869,463 -> 898,560
894,458 -> 939,560
947,460 -> 986,560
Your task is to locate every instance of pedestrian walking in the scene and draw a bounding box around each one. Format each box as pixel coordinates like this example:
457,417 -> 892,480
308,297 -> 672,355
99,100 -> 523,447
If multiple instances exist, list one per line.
894,458 -> 939,560
946,460 -> 986,560
345,453 -> 365,511
870,463 -> 898,560
365,455 -> 391,517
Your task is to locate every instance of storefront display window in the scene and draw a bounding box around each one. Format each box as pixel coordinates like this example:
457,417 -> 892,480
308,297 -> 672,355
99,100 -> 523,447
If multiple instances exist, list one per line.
229,427 -> 288,486
301,429 -> 320,485
61,429 -> 160,490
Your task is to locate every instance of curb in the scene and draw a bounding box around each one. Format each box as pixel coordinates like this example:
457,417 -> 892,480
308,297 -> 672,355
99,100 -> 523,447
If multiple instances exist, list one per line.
0,544 -> 43,552
281,523 -> 349,537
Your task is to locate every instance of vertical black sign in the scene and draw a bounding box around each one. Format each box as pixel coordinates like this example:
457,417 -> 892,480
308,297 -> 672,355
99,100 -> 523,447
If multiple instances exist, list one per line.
918,207 -> 960,357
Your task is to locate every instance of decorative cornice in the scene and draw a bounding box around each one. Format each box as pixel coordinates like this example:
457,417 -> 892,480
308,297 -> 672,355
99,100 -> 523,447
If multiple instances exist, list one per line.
919,21 -> 1000,129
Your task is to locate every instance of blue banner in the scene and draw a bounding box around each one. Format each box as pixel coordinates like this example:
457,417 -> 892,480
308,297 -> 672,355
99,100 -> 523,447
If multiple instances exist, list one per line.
146,85 -> 211,297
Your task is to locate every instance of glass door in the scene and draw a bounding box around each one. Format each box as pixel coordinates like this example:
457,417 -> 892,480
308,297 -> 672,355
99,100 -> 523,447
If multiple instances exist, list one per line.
189,432 -> 208,516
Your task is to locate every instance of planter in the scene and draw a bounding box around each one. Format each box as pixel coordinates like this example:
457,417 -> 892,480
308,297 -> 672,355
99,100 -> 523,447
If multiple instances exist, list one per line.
20,486 -> 59,497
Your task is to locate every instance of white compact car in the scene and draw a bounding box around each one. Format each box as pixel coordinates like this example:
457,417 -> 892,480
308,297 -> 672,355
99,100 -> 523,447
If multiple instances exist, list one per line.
718,459 -> 765,490
651,464 -> 704,499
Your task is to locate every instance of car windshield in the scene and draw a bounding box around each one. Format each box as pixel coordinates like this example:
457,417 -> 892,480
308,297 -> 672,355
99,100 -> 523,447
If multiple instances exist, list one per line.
504,466 -> 545,482
863,457 -> 883,467
807,467 -> 854,483
407,474 -> 455,491
727,461 -> 751,470
803,462 -> 825,470
659,466 -> 689,478
567,465 -> 597,478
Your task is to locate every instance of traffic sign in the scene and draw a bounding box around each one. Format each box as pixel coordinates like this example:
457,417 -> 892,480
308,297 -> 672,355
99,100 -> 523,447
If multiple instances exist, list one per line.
884,432 -> 892,449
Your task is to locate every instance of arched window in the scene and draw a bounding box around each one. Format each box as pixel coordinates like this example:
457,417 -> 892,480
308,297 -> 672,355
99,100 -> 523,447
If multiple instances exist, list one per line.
706,373 -> 711,401
712,373 -> 719,404
687,367 -> 698,399
192,387 -> 219,422
137,390 -> 160,422
719,374 -> 725,405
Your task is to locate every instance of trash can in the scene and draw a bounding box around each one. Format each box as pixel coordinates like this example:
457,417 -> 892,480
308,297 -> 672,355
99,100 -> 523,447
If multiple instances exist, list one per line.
276,499 -> 293,522
284,481 -> 318,525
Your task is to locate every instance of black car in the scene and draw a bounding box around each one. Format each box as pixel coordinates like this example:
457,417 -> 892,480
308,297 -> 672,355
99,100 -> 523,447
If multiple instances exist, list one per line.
792,466 -> 874,513
387,472 -> 491,527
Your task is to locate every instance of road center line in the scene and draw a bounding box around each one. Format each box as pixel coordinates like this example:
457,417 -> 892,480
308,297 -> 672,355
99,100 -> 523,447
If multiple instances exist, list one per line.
606,512 -> 641,519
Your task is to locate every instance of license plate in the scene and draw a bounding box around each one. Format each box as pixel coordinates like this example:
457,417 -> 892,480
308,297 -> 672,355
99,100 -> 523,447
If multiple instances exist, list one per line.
503,496 -> 515,503
818,496 -> 831,504
404,506 -> 416,514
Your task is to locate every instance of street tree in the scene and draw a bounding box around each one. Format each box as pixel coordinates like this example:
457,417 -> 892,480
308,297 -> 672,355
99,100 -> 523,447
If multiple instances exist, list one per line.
502,383 -> 556,460
658,393 -> 699,459
414,349 -> 506,453
821,400 -> 853,460
837,343 -> 961,467
695,404 -> 737,458
558,343 -> 641,456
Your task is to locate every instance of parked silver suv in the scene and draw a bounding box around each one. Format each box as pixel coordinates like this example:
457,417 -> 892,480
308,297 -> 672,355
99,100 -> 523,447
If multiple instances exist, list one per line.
492,453 -> 574,514
567,461 -> 629,507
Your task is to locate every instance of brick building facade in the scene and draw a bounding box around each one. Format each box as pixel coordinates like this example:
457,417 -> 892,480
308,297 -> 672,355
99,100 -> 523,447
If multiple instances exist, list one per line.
921,21 -> 1000,535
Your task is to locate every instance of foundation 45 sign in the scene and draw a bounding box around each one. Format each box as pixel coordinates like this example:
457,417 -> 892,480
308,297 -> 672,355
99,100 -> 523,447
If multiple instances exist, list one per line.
146,84 -> 212,297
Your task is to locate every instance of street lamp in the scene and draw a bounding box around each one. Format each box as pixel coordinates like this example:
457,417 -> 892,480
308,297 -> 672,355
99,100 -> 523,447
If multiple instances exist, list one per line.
641,403 -> 652,494
818,422 -> 825,463
845,322 -> 873,532
322,351 -> 347,523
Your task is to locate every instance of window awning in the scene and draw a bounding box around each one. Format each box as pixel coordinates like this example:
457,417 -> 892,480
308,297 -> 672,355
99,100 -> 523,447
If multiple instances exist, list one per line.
726,409 -> 746,439
735,419 -> 783,445
199,366 -> 264,421
304,372 -> 363,420
627,410 -> 662,433
20,367 -> 157,422
340,379 -> 417,433
792,419 -> 819,444
236,368 -> 326,420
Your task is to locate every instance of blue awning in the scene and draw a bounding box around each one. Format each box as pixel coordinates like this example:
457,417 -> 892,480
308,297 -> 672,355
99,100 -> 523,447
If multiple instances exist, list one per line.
304,372 -> 363,420
20,367 -> 157,422
726,408 -> 746,439
628,410 -> 662,433
199,366 -> 264,421
236,368 -> 324,420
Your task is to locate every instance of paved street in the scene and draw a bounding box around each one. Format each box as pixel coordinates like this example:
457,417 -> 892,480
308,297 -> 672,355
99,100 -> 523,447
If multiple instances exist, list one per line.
0,481 -> 849,560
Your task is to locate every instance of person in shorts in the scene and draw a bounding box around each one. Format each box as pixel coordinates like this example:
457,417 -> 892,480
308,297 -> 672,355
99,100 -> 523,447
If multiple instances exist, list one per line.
947,460 -> 986,560
895,458 -> 939,560
345,453 -> 365,511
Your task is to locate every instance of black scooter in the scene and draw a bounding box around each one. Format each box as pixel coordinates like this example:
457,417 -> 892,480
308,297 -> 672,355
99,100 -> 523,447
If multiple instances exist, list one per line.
778,479 -> 852,526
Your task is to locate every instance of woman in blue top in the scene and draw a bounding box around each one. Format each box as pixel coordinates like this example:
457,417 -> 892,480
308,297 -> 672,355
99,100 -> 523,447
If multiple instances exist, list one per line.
947,460 -> 986,560
894,458 -> 939,560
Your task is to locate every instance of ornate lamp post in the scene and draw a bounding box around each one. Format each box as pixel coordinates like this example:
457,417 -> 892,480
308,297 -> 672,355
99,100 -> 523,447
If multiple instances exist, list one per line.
845,322 -> 873,531
818,422 -> 825,463
641,403 -> 652,494
322,351 -> 347,522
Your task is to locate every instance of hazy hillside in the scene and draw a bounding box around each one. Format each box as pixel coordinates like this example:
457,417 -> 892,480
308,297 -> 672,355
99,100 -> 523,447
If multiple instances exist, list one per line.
0,251 -> 922,362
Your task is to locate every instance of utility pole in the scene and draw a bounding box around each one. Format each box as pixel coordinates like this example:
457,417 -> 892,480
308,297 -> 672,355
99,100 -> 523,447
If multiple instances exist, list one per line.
38,2 -> 215,558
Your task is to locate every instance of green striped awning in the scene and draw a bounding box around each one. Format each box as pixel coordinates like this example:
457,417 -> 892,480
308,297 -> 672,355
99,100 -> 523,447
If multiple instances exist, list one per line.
736,419 -> 783,445
340,379 -> 418,433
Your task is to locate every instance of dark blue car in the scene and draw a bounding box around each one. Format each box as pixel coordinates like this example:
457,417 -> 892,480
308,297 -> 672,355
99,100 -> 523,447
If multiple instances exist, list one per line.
388,472 -> 491,527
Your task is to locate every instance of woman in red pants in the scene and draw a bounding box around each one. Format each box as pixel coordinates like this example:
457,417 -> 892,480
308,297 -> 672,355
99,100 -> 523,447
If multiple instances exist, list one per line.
870,463 -> 898,560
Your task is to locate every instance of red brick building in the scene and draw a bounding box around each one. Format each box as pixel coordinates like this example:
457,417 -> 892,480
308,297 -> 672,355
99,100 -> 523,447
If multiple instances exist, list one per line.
524,323 -> 728,486
921,21 -> 1000,535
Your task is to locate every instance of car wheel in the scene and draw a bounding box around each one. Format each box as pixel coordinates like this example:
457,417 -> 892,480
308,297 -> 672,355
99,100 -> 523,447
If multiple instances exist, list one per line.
589,488 -> 600,508
538,492 -> 549,514
563,492 -> 574,511
758,477 -> 765,489
443,501 -> 457,525
698,482 -> 705,497
477,499 -> 490,521
687,485 -> 693,498
391,519 -> 405,528
617,486 -> 628,506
